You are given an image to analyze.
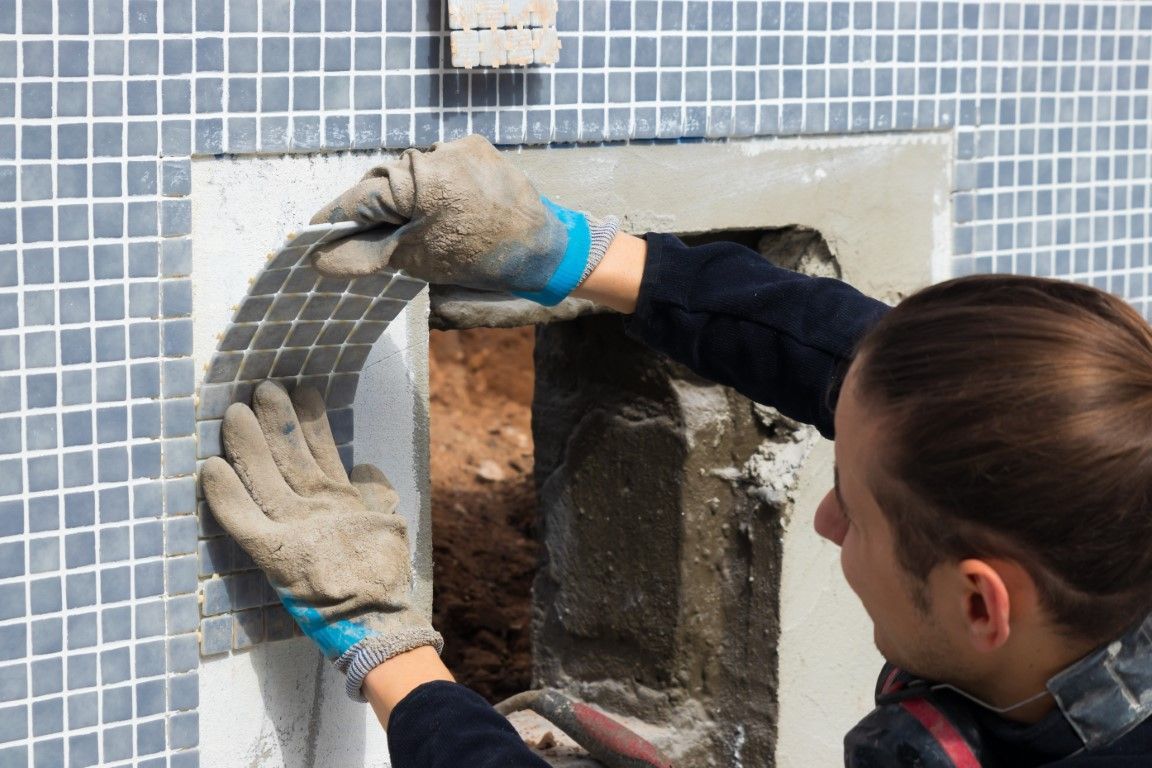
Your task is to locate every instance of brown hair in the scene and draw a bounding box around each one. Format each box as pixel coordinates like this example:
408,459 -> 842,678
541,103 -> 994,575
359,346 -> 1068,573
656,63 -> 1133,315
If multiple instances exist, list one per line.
853,274 -> 1152,642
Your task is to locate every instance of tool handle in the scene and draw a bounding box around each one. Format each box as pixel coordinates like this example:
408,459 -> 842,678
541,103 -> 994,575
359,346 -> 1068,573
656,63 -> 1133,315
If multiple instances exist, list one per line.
497,688 -> 674,768
566,699 -> 675,768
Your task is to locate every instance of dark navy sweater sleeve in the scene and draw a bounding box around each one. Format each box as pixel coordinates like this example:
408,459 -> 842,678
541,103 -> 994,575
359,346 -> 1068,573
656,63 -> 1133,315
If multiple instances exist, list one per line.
388,681 -> 550,768
623,234 -> 891,438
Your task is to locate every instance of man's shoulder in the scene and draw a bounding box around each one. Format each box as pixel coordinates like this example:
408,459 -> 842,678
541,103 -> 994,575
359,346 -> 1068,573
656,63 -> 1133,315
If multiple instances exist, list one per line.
845,665 -> 985,767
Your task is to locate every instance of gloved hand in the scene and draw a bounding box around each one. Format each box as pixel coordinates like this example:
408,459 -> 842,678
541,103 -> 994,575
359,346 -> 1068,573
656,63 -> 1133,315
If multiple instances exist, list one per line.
308,134 -> 621,306
200,381 -> 442,701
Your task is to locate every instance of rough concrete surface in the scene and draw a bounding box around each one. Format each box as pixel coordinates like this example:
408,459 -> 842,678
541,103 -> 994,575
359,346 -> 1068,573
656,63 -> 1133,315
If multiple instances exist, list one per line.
527,230 -> 844,767
429,287 -> 608,329
533,312 -> 783,766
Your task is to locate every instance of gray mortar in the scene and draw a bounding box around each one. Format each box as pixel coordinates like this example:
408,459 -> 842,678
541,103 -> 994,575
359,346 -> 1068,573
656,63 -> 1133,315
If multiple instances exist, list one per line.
428,287 -> 609,330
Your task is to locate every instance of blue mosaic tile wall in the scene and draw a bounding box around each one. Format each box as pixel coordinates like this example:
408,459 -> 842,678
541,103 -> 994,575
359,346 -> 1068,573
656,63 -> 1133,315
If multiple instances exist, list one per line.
0,0 -> 1149,765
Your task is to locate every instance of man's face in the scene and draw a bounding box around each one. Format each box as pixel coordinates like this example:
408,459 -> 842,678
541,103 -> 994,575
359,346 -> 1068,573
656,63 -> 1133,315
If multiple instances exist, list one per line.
813,364 -> 960,681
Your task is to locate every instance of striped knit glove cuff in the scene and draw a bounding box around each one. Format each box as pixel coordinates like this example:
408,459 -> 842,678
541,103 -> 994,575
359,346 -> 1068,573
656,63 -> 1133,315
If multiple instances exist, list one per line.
336,627 -> 446,702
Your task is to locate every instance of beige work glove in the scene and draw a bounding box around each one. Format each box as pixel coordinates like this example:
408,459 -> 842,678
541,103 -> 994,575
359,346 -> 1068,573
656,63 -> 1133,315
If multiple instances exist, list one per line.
309,134 -> 620,306
200,381 -> 442,701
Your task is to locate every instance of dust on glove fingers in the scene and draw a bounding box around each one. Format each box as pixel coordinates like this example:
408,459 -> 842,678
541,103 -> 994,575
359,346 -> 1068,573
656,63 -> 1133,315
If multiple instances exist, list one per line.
305,134 -> 620,304
200,381 -> 441,697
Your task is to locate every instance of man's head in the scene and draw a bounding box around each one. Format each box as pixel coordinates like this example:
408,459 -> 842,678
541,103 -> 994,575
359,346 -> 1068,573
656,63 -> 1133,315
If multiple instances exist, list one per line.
815,275 -> 1152,688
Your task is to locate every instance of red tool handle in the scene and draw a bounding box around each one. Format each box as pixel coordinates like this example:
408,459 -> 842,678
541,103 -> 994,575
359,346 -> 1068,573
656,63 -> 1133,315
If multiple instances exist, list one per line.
497,688 -> 675,768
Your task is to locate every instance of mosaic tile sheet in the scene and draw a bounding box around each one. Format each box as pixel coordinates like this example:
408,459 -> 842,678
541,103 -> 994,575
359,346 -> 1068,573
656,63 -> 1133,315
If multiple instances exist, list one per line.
448,0 -> 561,68
194,222 -> 426,657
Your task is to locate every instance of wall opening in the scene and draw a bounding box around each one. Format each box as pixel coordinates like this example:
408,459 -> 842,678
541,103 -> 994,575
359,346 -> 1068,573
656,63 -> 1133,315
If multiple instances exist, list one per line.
428,326 -> 538,703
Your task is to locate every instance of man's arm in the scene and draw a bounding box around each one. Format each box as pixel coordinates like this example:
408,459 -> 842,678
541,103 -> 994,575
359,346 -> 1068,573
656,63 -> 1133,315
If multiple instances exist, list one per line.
577,232 -> 890,438
368,650 -> 551,768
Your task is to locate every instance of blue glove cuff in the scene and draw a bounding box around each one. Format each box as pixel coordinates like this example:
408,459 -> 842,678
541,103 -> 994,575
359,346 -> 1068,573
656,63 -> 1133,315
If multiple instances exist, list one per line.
278,589 -> 374,660
513,197 -> 592,307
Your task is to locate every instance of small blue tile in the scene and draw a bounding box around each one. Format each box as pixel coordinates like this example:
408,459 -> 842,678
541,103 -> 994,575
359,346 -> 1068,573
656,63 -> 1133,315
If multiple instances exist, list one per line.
294,37 -> 321,70
134,520 -> 162,558
137,716 -> 167,756
19,164 -> 51,201
101,605 -> 131,643
170,711 -> 198,749
97,446 -> 129,483
169,672 -> 197,711
161,199 -> 192,236
0,498 -> 20,535
60,373 -> 90,407
325,37 -> 351,70
0,336 -> 18,372
65,531 -> 95,568
134,600 -> 165,639
31,616 -> 62,655
0,704 -> 26,742
0,583 -> 24,621
25,413 -> 57,451
168,633 -> 198,673
196,0 -> 225,30
136,679 -> 165,717
30,577 -> 62,614
66,652 -> 97,690
27,496 -> 58,534
0,663 -> 26,701
93,40 -> 124,77
100,647 -> 131,686
131,401 -> 161,439
162,79 -> 191,114
103,724 -> 133,763
100,566 -> 130,603
22,206 -> 54,242
199,615 -> 232,655
135,561 -> 163,598
66,692 -> 97,732
194,37 -> 224,73
25,371 -> 56,408
0,41 -> 14,77
129,366 -> 159,404
0,416 -> 19,453
94,322 -> 125,357
159,115 -> 189,151
22,126 -> 52,162
0,296 -> 14,330
125,39 -> 160,79
128,283 -> 159,320
167,555 -> 198,595
102,685 -> 133,723
0,625 -> 24,661
195,118 -> 224,154
61,492 -> 91,529
24,290 -> 55,326
29,538 -> 58,573
161,160 -> 191,197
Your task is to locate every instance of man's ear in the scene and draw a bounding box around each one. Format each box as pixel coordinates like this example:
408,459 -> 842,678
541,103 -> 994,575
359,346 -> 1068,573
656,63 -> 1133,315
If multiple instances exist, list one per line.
955,559 -> 1035,652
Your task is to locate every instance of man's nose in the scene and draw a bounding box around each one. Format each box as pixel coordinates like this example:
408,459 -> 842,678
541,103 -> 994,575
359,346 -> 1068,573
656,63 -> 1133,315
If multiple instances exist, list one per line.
814,488 -> 847,546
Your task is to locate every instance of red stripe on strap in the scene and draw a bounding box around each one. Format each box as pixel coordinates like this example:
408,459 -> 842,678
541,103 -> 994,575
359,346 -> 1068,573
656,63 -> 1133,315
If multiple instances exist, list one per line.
900,699 -> 982,768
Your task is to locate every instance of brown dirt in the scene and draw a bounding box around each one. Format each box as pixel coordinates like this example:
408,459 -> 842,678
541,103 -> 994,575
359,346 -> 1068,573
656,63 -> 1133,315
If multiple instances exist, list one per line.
428,325 -> 539,703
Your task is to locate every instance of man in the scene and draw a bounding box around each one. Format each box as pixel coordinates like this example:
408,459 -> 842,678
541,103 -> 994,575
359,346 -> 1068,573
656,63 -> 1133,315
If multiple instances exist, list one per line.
202,136 -> 1152,766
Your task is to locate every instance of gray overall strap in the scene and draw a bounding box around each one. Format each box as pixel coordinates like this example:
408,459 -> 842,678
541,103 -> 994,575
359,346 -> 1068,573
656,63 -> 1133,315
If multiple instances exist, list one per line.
1049,611 -> 1152,750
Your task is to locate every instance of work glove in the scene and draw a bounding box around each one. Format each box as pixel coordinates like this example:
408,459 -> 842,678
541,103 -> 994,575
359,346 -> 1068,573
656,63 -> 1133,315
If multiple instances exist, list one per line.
200,381 -> 442,701
308,134 -> 621,306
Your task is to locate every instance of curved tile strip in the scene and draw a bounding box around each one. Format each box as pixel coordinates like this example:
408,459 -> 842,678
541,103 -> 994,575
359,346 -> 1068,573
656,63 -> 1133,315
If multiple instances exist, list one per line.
194,222 -> 426,656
